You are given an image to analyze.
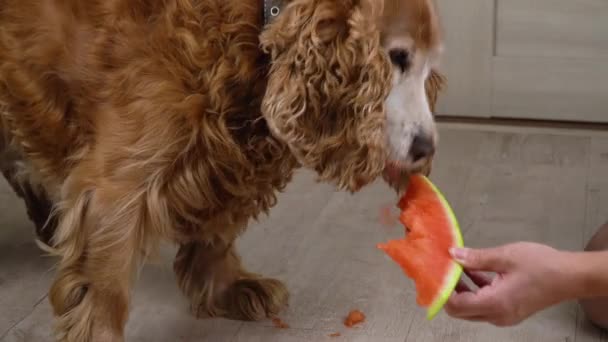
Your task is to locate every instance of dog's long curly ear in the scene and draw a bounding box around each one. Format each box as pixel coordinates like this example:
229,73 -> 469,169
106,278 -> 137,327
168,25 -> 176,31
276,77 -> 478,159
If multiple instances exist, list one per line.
259,0 -> 392,191
425,69 -> 446,114
261,0 -> 344,57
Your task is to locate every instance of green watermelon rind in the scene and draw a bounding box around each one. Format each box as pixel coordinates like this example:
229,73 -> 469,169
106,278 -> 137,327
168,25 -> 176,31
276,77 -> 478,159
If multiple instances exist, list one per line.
420,176 -> 465,321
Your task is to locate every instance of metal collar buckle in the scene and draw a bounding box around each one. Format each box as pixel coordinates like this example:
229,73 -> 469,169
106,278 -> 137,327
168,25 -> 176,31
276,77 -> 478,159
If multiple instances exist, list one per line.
264,0 -> 284,25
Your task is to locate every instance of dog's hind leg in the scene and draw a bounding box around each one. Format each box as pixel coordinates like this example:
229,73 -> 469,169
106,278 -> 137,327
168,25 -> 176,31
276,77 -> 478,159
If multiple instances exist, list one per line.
0,118 -> 57,244
174,231 -> 288,321
10,177 -> 57,244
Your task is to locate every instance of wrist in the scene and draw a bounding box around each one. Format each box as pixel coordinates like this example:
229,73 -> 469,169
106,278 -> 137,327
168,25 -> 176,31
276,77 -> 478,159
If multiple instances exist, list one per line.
561,250 -> 608,299
552,250 -> 583,301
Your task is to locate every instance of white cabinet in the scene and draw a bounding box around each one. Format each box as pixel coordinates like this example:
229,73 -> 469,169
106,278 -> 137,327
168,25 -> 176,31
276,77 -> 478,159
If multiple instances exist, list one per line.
435,0 -> 608,123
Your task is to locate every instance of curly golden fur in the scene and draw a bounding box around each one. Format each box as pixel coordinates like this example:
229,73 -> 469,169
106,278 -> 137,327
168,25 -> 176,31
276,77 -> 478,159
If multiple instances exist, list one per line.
261,0 -> 392,190
0,0 -> 445,340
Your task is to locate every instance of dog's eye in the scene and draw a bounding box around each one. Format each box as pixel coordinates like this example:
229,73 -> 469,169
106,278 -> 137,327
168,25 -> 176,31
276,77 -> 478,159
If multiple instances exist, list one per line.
389,48 -> 411,73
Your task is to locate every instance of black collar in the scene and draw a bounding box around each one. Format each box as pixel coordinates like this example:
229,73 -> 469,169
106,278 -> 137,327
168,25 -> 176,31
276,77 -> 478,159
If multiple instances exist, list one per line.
263,0 -> 285,25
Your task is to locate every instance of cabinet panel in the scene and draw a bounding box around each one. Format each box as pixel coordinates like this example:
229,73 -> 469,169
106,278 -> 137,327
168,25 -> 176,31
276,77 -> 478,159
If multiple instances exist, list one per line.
496,0 -> 608,59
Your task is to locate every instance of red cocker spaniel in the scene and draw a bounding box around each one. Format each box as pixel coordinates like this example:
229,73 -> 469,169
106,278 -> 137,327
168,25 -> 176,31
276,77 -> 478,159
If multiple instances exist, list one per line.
0,0 -> 445,340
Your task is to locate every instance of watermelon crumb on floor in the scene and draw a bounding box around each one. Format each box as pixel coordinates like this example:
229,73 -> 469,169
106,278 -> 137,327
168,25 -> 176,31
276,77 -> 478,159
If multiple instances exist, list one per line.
271,317 -> 289,329
378,204 -> 399,228
344,309 -> 366,327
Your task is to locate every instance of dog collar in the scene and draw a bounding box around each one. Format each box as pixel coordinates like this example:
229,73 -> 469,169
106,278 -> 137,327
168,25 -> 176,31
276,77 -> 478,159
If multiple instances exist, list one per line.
264,0 -> 285,25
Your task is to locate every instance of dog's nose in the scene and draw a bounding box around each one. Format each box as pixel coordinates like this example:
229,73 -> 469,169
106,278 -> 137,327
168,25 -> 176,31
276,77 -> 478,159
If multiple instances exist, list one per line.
409,134 -> 435,163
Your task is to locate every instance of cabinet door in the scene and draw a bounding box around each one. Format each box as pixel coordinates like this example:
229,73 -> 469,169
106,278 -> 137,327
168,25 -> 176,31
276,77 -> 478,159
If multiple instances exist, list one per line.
435,0 -> 608,123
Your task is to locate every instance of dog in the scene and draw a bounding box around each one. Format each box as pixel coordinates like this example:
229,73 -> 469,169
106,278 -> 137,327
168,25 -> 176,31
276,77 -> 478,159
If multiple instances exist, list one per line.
0,0 -> 445,340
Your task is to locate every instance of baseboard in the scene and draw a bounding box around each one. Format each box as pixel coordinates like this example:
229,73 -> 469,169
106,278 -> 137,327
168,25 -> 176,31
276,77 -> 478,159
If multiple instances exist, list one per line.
435,115 -> 608,132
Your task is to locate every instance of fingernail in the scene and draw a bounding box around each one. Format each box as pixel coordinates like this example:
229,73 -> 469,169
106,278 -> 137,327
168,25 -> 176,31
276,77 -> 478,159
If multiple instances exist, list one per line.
450,247 -> 467,262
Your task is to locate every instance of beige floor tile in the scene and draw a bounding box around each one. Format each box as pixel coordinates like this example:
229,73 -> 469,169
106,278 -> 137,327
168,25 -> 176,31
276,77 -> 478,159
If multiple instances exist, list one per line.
1,125 -> 607,341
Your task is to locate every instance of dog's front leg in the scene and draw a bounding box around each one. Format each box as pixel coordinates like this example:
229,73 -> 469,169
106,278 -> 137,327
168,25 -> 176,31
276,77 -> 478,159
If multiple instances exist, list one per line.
48,185 -> 145,342
173,231 -> 289,321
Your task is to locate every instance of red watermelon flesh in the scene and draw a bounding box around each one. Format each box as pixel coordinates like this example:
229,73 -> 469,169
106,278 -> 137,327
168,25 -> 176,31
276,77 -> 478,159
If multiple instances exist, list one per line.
377,174 -> 464,320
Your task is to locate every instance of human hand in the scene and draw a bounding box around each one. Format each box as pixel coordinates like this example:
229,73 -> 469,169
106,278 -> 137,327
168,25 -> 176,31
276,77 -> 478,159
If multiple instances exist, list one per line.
445,242 -> 575,327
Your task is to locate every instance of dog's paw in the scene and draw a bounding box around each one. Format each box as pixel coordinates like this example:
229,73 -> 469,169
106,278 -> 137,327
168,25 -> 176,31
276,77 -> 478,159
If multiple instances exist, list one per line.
222,278 -> 289,321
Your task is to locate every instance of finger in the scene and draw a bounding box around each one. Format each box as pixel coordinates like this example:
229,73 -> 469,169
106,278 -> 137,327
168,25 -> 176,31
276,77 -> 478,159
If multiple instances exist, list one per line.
465,271 -> 494,288
444,290 -> 498,318
455,279 -> 472,293
447,313 -> 508,326
450,314 -> 492,323
445,293 -> 484,318
450,246 -> 511,272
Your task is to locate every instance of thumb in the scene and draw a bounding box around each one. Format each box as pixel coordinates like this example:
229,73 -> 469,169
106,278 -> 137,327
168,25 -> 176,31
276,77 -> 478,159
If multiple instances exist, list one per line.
450,246 -> 511,272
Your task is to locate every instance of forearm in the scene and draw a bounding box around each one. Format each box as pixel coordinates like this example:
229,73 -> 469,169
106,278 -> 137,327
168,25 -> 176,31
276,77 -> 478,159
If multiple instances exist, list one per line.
565,250 -> 608,299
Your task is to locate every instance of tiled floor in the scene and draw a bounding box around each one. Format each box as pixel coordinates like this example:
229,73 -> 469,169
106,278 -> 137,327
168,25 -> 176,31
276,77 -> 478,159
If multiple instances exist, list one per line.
1,123 -> 607,341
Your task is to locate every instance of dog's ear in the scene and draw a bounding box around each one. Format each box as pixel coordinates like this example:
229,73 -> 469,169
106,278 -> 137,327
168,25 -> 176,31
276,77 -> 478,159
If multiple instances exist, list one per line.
259,0 -> 391,191
260,0 -> 351,57
425,69 -> 446,114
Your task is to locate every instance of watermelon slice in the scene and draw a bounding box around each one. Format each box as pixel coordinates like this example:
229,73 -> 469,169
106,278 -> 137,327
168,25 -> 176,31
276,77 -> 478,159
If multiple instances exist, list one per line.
377,174 -> 464,320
